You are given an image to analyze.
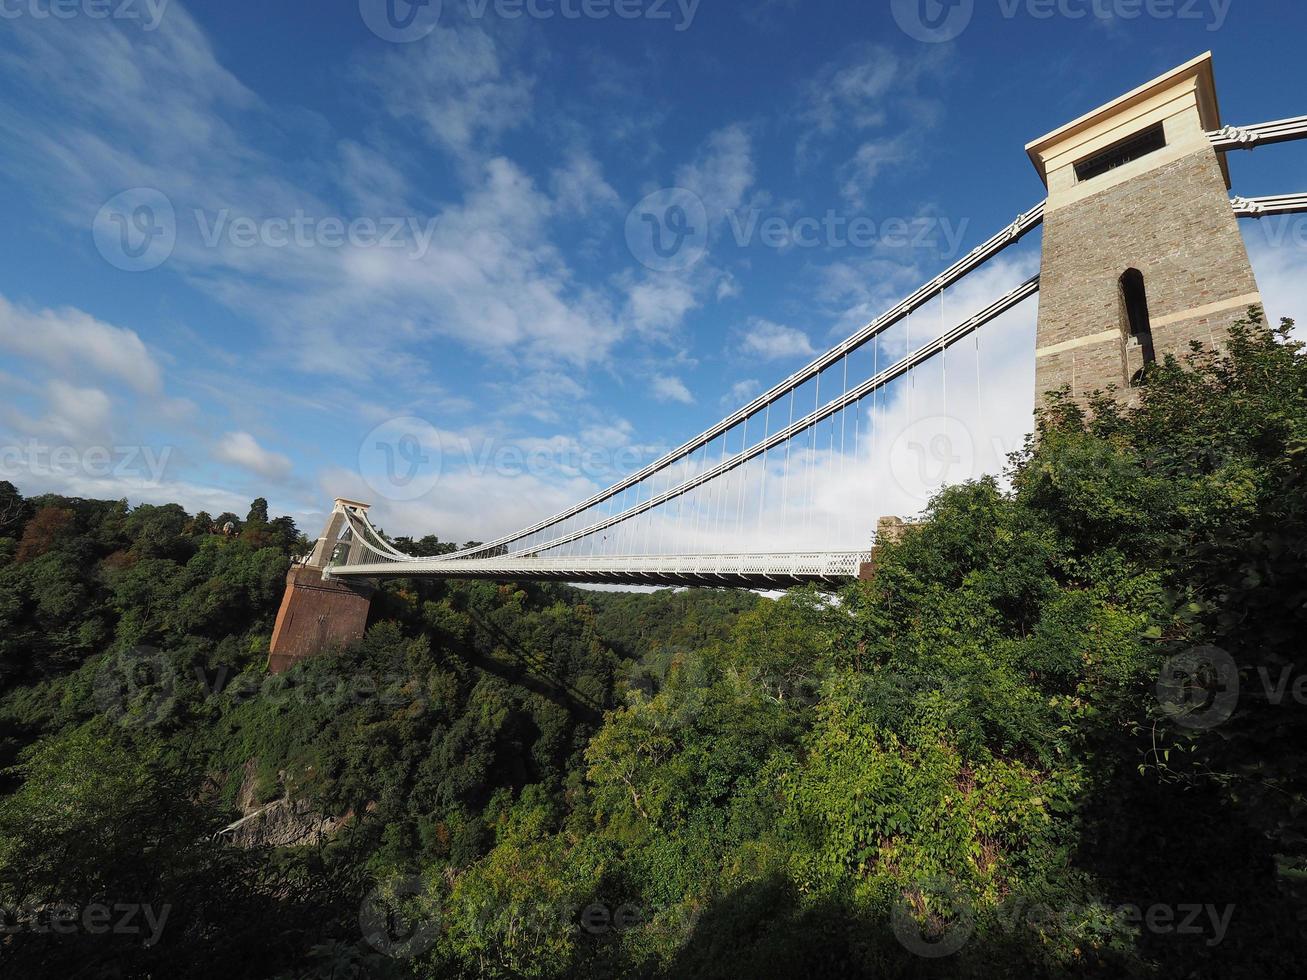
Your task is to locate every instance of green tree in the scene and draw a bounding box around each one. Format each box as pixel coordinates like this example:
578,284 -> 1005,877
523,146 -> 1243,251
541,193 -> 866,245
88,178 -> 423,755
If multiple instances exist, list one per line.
246,497 -> 270,525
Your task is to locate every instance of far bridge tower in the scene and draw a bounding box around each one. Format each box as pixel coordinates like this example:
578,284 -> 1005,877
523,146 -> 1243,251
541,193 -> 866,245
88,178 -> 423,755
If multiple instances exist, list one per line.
267,498 -> 376,675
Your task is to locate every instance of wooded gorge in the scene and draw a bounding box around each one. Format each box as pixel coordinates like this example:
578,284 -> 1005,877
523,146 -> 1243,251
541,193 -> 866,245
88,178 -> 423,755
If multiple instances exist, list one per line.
1,314 -> 1305,978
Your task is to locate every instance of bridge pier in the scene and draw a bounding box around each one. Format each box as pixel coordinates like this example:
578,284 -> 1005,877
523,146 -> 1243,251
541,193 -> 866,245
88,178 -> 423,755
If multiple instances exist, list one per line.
857,516 -> 915,581
267,499 -> 376,674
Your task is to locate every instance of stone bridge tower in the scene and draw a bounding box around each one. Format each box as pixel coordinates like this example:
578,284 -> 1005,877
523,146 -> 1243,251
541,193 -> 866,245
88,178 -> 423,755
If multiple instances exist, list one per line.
267,498 -> 376,675
1027,52 -> 1262,409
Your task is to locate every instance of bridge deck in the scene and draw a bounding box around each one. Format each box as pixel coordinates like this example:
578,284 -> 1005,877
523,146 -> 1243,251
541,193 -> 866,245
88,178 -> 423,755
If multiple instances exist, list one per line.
328,551 -> 871,589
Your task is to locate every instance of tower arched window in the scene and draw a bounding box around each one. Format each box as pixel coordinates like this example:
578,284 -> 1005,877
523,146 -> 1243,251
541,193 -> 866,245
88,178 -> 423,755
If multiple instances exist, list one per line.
1120,268 -> 1156,386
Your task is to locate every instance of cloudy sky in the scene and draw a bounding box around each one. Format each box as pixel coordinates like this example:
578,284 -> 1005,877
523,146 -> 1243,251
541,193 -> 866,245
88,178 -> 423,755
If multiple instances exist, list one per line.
0,0 -> 1304,550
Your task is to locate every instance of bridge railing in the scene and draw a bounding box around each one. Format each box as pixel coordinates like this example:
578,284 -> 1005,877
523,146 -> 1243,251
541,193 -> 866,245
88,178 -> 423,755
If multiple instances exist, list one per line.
329,549 -> 873,585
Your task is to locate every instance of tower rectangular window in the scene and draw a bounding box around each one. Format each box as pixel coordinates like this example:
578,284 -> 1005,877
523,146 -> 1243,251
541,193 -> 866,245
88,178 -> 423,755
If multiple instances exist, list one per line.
1074,123 -> 1167,183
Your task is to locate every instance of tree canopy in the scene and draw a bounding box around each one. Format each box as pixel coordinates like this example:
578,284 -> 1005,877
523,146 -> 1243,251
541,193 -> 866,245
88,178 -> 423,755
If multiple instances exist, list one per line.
1,313 -> 1304,978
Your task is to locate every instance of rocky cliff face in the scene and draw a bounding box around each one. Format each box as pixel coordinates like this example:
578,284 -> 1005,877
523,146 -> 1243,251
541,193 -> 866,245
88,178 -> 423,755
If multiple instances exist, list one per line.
220,795 -> 349,848
217,759 -> 355,849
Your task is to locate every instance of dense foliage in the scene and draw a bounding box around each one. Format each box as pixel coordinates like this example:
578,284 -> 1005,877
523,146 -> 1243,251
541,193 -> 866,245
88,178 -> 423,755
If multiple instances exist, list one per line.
1,313 -> 1304,978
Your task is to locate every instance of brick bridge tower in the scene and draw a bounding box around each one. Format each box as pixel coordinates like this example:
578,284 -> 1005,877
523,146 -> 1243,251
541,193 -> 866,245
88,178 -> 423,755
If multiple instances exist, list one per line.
1027,52 -> 1262,409
267,498 -> 376,674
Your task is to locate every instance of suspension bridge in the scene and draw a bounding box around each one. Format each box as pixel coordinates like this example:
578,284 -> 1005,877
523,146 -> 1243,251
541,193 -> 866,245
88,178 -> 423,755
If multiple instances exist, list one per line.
268,54 -> 1306,671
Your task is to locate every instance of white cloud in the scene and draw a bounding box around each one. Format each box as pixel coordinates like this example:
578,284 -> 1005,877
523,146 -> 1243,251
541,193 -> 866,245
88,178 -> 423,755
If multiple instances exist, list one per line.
741,318 -> 815,360
0,462 -> 283,529
40,381 -> 113,443
550,149 -> 620,217
353,25 -> 533,166
214,431 -> 293,481
793,44 -> 945,202
320,155 -> 623,372
796,45 -> 944,152
320,462 -> 606,549
0,11 -> 620,388
798,54 -> 898,140
626,278 -> 700,338
335,139 -> 411,214
313,408 -> 668,547
615,124 -> 759,342
723,378 -> 762,406
594,277 -> 1039,558
675,124 -> 756,220
487,370 -> 590,423
651,375 -> 694,404
1245,226 -> 1307,326
0,295 -> 163,394
838,137 -> 913,208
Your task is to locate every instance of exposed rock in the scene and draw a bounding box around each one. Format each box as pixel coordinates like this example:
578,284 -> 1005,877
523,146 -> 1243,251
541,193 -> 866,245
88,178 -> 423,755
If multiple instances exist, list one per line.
218,796 -> 349,849
216,759 -> 354,849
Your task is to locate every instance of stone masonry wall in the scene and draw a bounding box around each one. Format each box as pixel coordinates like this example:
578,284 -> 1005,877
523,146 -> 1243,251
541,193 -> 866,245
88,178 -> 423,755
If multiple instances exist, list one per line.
1035,144 -> 1261,411
266,565 -> 374,674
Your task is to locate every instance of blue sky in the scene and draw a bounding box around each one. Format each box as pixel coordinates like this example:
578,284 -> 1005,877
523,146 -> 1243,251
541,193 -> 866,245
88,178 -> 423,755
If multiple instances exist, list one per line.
1,0 -> 1304,545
